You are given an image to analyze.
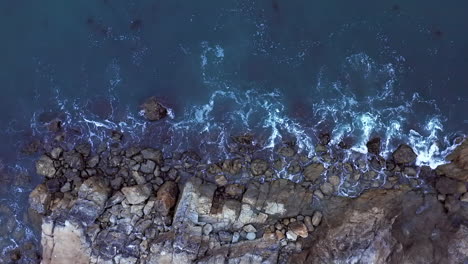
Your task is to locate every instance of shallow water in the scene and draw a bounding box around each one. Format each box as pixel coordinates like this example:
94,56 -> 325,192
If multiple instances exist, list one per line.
0,0 -> 467,257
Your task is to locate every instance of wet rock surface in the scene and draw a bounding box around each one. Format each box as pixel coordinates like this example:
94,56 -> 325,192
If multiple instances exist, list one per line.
140,97 -> 168,121
19,136 -> 468,264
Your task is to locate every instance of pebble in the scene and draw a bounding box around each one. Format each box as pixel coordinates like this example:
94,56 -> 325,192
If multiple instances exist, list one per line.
314,190 -> 324,199
215,175 -> 228,186
275,223 -> 283,230
437,194 -> 446,202
246,232 -> 256,241
243,224 -> 257,233
461,193 -> 468,203
304,216 -> 314,232
329,175 -> 341,186
320,182 -> 334,195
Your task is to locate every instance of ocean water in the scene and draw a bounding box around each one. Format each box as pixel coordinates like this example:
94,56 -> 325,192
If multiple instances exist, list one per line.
1,0 -> 468,258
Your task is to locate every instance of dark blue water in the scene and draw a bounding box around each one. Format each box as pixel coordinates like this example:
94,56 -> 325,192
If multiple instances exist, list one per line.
1,0 -> 467,256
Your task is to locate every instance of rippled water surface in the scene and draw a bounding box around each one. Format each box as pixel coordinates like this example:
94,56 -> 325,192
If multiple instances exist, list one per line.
0,0 -> 467,256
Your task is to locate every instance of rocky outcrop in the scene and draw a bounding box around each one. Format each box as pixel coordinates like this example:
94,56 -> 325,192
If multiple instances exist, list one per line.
22,136 -> 468,264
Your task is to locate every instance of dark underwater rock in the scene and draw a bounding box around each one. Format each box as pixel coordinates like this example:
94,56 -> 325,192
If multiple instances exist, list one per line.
140,97 -> 168,121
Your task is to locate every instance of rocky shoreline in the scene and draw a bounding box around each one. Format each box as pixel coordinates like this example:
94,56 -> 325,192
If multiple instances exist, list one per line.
10,133 -> 465,264
6,100 -> 468,263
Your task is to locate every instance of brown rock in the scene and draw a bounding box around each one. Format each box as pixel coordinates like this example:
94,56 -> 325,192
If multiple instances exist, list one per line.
289,221 -> 308,238
392,144 -> 417,164
140,97 -> 168,121
29,184 -> 51,214
304,163 -> 325,182
251,159 -> 268,176
155,181 -> 179,215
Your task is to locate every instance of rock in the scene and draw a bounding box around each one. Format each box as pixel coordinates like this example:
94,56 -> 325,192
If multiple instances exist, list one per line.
435,177 -> 466,195
218,231 -> 232,242
50,147 -> 63,159
311,211 -> 322,226
246,232 -> 256,241
320,182 -> 334,195
75,143 -> 91,157
314,190 -> 324,199
304,163 -> 325,182
141,148 -> 164,165
60,182 -> 71,193
63,151 -> 85,170
243,224 -> 257,233
70,177 -> 111,225
87,155 -> 100,168
315,144 -> 327,153
215,175 -> 228,186
155,181 -> 179,215
289,221 -> 308,238
286,231 -> 298,241
36,155 -> 56,178
319,133 -> 331,145
41,220 -> 91,264
393,144 -> 417,164
140,160 -> 156,174
232,232 -> 240,243
140,97 -> 168,121
203,224 -> 213,236
366,137 -> 381,155
329,175 -> 341,186
121,184 -> 152,205
232,134 -> 254,145
304,216 -> 314,232
29,184 -> 51,214
279,146 -> 296,157
225,184 -> 244,197
461,193 -> 468,202
251,159 -> 268,176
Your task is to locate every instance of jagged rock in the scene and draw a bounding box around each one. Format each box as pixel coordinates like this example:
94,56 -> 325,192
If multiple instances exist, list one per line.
232,134 -> 254,145
392,144 -> 417,164
304,163 -> 324,182
243,224 -> 257,233
222,159 -> 243,175
437,139 -> 468,182
121,184 -> 152,205
366,137 -> 381,155
36,155 -> 56,178
286,231 -> 298,241
63,151 -> 85,170
140,160 -> 156,174
140,97 -> 168,121
251,159 -> 268,176
225,184 -> 244,197
75,143 -> 91,157
70,177 -> 110,225
141,148 -> 164,165
215,175 -> 228,186
41,219 -> 91,264
29,184 -> 51,214
155,181 -> 179,215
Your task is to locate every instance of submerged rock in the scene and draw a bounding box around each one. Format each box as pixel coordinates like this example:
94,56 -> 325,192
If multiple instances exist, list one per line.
140,97 -> 168,121
251,159 -> 268,176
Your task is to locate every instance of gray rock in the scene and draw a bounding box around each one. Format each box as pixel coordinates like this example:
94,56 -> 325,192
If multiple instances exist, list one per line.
243,224 -> 257,233
36,155 -> 56,178
122,184 -> 153,205
141,148 -> 164,165
140,160 -> 156,174
203,224 -> 213,236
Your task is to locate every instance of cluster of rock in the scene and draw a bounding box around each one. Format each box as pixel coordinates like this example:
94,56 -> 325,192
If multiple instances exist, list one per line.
20,131 -> 468,264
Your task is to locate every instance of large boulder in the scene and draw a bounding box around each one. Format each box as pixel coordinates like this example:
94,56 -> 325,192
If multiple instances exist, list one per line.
155,181 -> 179,216
69,177 -> 110,225
366,137 -> 381,155
29,184 -> 51,214
303,163 -> 325,182
437,139 -> 468,182
121,184 -> 152,205
392,144 -> 417,164
141,148 -> 164,165
41,219 -> 91,264
140,97 -> 168,121
36,155 -> 56,178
